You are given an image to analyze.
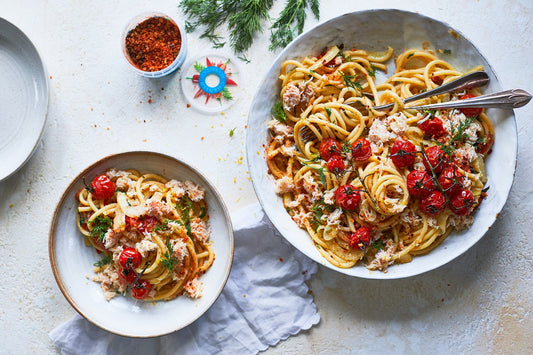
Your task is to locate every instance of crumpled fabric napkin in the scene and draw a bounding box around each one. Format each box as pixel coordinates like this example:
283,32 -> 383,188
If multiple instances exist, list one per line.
50,203 -> 320,354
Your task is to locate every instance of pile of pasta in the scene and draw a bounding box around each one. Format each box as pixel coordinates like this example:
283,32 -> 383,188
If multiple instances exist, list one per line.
266,46 -> 494,271
77,169 -> 214,300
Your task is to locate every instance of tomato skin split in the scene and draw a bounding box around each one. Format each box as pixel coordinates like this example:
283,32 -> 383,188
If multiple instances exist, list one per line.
423,145 -> 449,174
418,116 -> 447,137
319,138 -> 342,161
450,189 -> 476,216
131,279 -> 152,300
335,184 -> 361,211
407,170 -> 434,198
390,139 -> 417,168
327,155 -> 345,174
351,138 -> 372,161
419,190 -> 447,216
348,227 -> 372,250
119,248 -> 142,269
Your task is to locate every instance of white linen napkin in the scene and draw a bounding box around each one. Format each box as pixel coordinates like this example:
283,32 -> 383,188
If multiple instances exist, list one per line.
50,203 -> 320,354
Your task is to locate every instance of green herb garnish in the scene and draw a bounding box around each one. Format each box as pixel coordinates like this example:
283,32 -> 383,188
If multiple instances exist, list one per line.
272,101 -> 287,122
89,216 -> 112,242
93,254 -> 112,268
339,71 -> 363,91
161,239 -> 179,272
325,106 -> 331,117
229,127 -> 236,137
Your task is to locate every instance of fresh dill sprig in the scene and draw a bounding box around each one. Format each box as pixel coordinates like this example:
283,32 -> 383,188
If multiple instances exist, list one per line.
179,0 -> 320,54
228,0 -> 273,53
93,254 -> 112,268
179,0 -> 240,49
451,116 -> 476,143
161,239 -> 179,272
271,101 -> 287,122
269,0 -> 320,51
237,55 -> 251,63
338,71 -> 363,91
89,216 -> 112,242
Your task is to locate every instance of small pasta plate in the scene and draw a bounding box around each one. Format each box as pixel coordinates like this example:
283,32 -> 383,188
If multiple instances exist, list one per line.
49,151 -> 234,337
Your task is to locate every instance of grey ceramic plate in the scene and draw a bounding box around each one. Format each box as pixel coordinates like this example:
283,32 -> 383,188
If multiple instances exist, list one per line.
246,9 -> 517,279
49,151 -> 234,337
0,18 -> 48,181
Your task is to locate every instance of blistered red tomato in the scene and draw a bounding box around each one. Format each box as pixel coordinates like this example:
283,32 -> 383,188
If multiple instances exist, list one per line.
438,165 -> 464,197
348,227 -> 372,250
450,189 -> 476,216
335,184 -> 361,211
418,116 -> 447,137
390,139 -> 417,168
419,190 -> 447,216
351,138 -> 372,161
90,175 -> 115,200
319,138 -> 342,161
327,155 -> 345,174
118,267 -> 137,285
131,279 -> 152,300
119,248 -> 142,269
431,74 -> 443,85
407,170 -> 434,198
422,145 -> 449,173
459,94 -> 483,117
126,215 -> 160,233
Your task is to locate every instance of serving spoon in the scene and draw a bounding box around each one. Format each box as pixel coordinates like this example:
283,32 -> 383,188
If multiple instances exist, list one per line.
371,70 -> 490,110
407,88 -> 531,111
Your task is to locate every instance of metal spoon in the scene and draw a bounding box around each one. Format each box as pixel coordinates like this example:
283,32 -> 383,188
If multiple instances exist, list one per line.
407,89 -> 532,111
371,71 -> 490,110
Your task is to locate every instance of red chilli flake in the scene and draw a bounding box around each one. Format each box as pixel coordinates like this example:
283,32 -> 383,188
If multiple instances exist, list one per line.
125,17 -> 182,72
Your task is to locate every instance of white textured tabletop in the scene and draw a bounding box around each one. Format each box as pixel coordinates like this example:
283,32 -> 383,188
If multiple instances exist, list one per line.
0,1 -> 532,354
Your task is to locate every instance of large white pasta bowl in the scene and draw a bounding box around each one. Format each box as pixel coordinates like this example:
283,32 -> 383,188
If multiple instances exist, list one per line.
246,9 -> 516,279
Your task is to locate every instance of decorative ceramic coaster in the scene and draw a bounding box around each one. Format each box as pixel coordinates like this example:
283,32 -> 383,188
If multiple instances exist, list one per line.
181,54 -> 239,114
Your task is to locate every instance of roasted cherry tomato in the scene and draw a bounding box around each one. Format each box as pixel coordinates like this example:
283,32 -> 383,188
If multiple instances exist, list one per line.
335,184 -> 361,211
450,189 -> 476,215
438,165 -> 464,197
390,139 -> 417,168
422,145 -> 449,173
90,175 -> 115,200
348,227 -> 372,250
476,133 -> 494,155
406,170 -> 434,198
326,155 -> 345,174
119,247 -> 142,269
131,279 -> 152,300
351,138 -> 372,161
431,74 -> 443,85
118,267 -> 137,285
126,215 -> 160,233
319,138 -> 342,161
419,190 -> 447,216
418,115 -> 447,137
458,94 -> 483,117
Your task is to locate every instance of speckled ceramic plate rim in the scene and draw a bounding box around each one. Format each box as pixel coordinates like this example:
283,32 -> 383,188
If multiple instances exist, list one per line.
246,9 -> 517,279
49,151 -> 234,337
0,18 -> 49,181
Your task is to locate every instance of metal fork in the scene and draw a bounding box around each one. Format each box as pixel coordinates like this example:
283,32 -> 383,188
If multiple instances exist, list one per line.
298,126 -> 314,143
370,71 -> 490,111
